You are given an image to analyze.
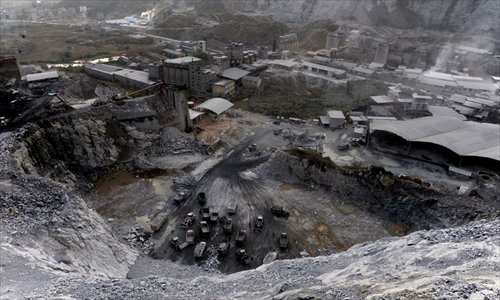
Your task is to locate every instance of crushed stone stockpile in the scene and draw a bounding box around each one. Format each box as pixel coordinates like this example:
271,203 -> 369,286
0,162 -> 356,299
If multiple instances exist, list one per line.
13,219 -> 500,299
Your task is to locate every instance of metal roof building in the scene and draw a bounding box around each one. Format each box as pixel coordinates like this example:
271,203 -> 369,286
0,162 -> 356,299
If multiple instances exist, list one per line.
194,98 -> 234,115
221,68 -> 250,81
427,106 -> 466,120
371,116 -> 500,162
327,110 -> 345,119
26,70 -> 59,82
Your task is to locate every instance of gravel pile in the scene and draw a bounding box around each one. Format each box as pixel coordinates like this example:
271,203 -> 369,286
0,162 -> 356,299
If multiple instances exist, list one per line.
124,227 -> 154,254
150,127 -> 202,156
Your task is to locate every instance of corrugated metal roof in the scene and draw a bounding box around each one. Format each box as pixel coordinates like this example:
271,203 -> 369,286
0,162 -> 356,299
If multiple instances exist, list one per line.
449,94 -> 467,104
26,71 -> 59,82
427,106 -> 466,120
371,116 -> 500,161
319,116 -> 330,125
221,68 -> 250,80
85,64 -> 122,74
113,69 -> 155,85
189,109 -> 205,120
301,61 -> 346,75
165,56 -> 201,64
327,110 -> 345,119
370,95 -> 394,104
194,98 -> 234,115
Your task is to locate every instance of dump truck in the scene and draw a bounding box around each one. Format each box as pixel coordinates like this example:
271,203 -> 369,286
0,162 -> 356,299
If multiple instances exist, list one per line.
279,232 -> 289,249
200,206 -> 210,220
271,206 -> 290,218
263,252 -> 277,264
236,249 -> 253,265
218,242 -> 230,257
150,212 -> 168,232
235,230 -> 246,246
200,221 -> 210,235
209,211 -> 219,223
227,203 -> 237,215
173,191 -> 191,205
194,241 -> 206,258
197,192 -> 207,206
223,218 -> 233,234
186,229 -> 194,245
254,215 -> 264,232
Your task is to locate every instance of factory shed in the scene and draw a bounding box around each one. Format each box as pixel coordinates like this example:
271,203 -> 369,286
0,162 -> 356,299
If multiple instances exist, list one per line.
370,116 -> 500,163
427,106 -> 466,120
370,95 -> 394,104
189,109 -> 204,120
221,68 -> 250,81
194,98 -> 234,116
318,116 -> 330,126
26,70 -> 59,82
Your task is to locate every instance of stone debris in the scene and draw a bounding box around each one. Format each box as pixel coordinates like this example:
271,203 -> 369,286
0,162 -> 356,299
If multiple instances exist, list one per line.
150,127 -> 202,156
124,227 -> 153,254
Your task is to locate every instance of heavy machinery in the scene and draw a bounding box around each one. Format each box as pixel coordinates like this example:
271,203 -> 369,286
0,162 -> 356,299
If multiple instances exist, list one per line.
186,230 -> 194,245
235,230 -> 246,246
200,221 -> 210,235
271,206 -> 290,218
254,215 -> 264,232
236,249 -> 253,265
180,212 -> 195,228
173,191 -> 191,205
170,237 -> 188,251
223,218 -> 233,234
279,232 -> 289,249
150,212 -> 168,232
218,242 -> 230,257
194,241 -> 206,258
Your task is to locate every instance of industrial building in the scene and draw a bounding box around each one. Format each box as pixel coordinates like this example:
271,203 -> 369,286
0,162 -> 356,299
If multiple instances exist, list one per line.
326,32 -> 345,50
212,79 -> 235,97
242,76 -> 261,89
220,67 -> 250,84
84,64 -> 155,89
0,56 -> 21,80
326,110 -> 345,129
300,62 -> 346,79
180,40 -> 206,56
448,94 -> 499,120
225,42 -> 244,67
418,71 -> 498,95
276,33 -> 299,53
163,56 -> 216,94
370,116 -> 500,166
212,56 -> 230,75
193,97 -> 234,117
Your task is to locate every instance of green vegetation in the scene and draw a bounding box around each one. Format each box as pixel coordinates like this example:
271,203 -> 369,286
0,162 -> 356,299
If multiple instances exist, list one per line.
246,74 -> 388,119
0,23 -> 155,63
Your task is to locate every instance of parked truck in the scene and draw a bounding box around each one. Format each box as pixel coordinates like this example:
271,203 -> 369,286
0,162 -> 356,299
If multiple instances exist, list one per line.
200,207 -> 210,220
194,241 -> 206,258
235,230 -> 247,246
223,218 -> 233,234
170,237 -> 188,251
200,221 -> 210,235
271,206 -> 290,218
279,232 -> 289,249
196,192 -> 207,206
186,230 -> 194,245
150,212 -> 168,232
209,211 -> 219,223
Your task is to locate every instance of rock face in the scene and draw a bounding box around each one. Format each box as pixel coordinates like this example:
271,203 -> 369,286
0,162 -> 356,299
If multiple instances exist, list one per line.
0,132 -> 138,283
11,219 -> 500,299
179,0 -> 499,37
256,150 -> 499,231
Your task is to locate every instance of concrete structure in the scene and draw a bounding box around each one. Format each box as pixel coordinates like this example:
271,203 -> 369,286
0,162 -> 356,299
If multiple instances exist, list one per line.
448,93 -> 499,119
212,56 -> 230,74
351,66 -> 374,77
163,56 -> 215,93
162,48 -> 183,59
257,46 -> 269,59
327,110 -> 345,129
242,76 -> 261,89
373,43 -> 390,66
0,56 -> 21,80
84,64 -> 155,89
276,33 -> 299,53
300,62 -> 346,79
180,40 -> 206,56
212,79 -> 235,97
25,70 -> 59,83
194,97 -> 234,116
371,116 -> 500,164
268,60 -> 299,71
225,42 -> 244,67
418,71 -> 498,95
326,32 -> 345,49
221,68 -> 250,82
